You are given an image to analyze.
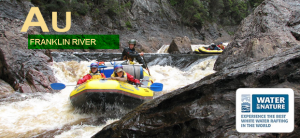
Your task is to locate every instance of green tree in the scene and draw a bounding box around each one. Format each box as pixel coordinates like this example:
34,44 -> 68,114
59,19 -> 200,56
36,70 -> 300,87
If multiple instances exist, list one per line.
249,0 -> 264,7
209,0 -> 224,20
169,0 -> 262,26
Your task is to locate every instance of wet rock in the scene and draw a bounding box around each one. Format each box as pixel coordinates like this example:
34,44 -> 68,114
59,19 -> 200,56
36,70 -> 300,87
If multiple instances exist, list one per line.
0,0 -> 27,20
214,0 -> 300,71
168,36 -> 192,54
93,46 -> 300,138
0,18 -> 56,93
17,83 -> 31,93
191,38 -> 205,44
199,23 -> 232,43
26,69 -> 52,92
0,79 -> 14,98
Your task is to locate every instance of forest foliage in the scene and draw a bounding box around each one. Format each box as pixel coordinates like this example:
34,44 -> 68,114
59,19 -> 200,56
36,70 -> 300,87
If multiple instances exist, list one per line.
169,0 -> 264,26
25,0 -> 264,27
28,0 -> 131,19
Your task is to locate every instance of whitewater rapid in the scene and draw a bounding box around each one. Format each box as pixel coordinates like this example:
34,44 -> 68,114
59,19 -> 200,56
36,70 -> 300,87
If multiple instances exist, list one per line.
0,56 -> 216,138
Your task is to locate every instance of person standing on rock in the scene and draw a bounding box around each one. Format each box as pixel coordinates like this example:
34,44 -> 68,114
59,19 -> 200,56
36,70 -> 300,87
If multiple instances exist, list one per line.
121,39 -> 149,71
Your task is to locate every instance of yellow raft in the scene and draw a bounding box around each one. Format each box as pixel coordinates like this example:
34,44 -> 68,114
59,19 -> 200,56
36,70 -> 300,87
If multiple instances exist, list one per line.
70,69 -> 154,110
194,46 -> 223,54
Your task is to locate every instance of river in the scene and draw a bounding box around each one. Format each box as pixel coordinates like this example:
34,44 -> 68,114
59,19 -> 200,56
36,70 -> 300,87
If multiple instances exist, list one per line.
0,53 -> 218,138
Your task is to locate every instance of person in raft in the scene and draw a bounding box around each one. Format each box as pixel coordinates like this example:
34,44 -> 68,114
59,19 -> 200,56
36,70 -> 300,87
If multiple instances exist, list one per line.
77,63 -> 106,85
208,43 -> 221,50
110,64 -> 142,86
121,39 -> 149,71
217,42 -> 225,50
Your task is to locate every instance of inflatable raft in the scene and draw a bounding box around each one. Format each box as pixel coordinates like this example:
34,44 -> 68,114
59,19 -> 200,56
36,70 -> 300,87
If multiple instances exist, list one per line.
194,46 -> 223,54
70,62 -> 155,110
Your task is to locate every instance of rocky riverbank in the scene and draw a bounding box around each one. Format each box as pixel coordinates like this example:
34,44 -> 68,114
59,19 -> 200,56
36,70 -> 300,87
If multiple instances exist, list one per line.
0,17 -> 56,93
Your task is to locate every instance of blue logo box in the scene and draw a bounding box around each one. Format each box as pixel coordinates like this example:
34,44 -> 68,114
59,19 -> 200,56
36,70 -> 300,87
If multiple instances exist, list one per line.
252,94 -> 289,112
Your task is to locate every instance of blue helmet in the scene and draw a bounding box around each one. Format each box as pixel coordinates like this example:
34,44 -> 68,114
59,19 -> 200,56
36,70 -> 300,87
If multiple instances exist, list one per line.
114,64 -> 123,72
90,63 -> 98,68
114,64 -> 123,69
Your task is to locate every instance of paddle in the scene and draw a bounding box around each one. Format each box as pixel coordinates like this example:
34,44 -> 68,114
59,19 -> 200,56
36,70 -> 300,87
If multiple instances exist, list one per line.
149,83 -> 163,92
142,55 -> 151,76
50,82 -> 163,91
50,83 -> 76,90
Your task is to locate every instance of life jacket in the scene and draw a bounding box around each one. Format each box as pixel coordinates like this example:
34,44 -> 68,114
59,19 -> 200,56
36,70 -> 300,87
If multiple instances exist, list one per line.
122,48 -> 136,61
111,71 -> 127,80
111,71 -> 141,85
90,72 -> 106,79
218,45 -> 225,49
123,55 -> 134,61
77,72 -> 106,85
90,73 -> 103,79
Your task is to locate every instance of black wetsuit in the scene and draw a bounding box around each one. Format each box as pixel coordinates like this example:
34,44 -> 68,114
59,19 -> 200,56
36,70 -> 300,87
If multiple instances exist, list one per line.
121,47 -> 146,68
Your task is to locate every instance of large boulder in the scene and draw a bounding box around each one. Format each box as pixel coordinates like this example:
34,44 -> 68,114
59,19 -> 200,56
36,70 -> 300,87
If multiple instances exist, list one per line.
0,79 -> 14,98
168,36 -> 193,54
92,0 -> 300,137
0,0 -> 57,93
0,0 -> 30,20
199,22 -> 232,43
0,18 -> 56,93
214,0 -> 300,71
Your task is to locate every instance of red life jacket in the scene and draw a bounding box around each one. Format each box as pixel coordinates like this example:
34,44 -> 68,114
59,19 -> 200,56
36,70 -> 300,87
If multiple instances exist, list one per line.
77,73 -> 106,85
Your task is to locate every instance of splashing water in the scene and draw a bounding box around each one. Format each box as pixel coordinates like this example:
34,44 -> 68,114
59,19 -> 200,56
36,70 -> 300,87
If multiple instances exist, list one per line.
150,57 -> 216,96
55,119 -> 118,138
51,60 -> 93,83
157,42 -> 229,53
0,60 -> 118,138
156,45 -> 170,53
0,86 -> 93,138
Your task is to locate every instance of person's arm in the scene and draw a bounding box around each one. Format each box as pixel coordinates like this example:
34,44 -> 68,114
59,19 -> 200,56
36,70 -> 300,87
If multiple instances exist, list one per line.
133,78 -> 141,85
110,73 -> 127,82
121,49 -> 127,60
101,73 -> 106,78
111,76 -> 127,82
115,77 -> 127,82
124,48 -> 140,57
127,73 -> 141,85
135,56 -> 147,68
77,79 -> 82,85
110,73 -> 116,80
77,74 -> 91,85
